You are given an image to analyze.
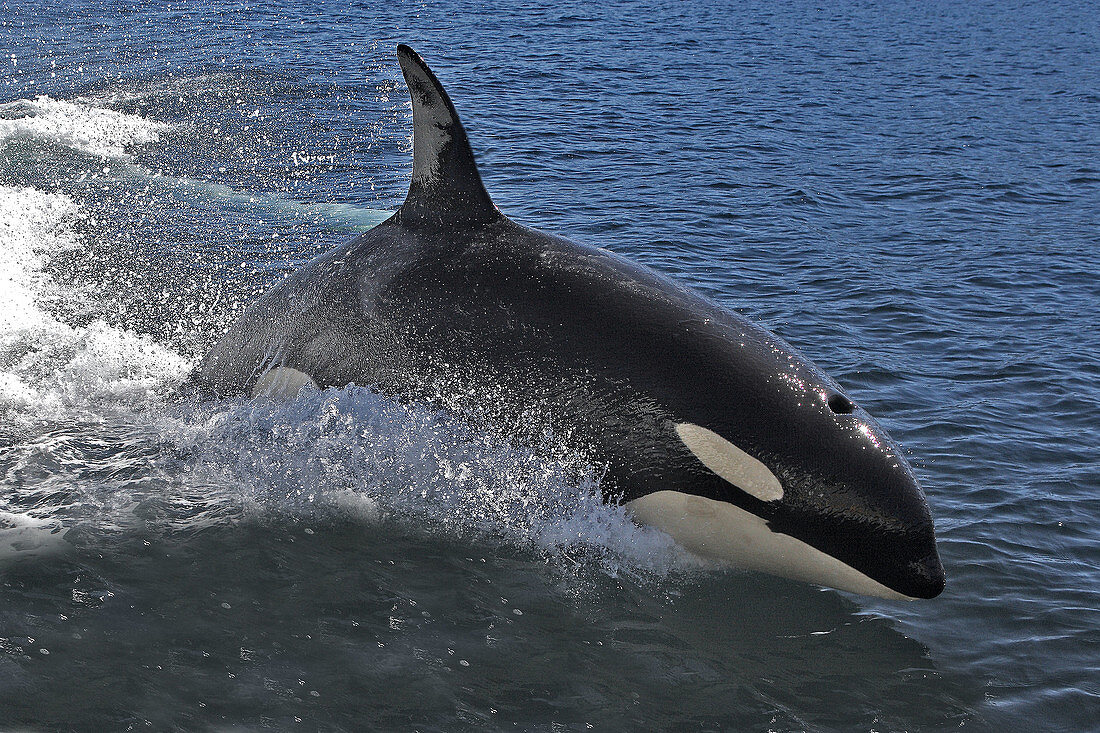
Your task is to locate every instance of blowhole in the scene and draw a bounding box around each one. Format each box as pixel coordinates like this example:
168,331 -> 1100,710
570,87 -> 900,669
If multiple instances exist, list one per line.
827,393 -> 854,415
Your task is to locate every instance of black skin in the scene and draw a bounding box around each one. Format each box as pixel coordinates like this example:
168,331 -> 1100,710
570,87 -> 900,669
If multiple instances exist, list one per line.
190,45 -> 945,599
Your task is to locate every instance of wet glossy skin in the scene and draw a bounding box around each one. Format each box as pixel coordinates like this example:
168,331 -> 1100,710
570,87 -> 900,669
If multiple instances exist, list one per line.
194,210 -> 945,599
192,45 -> 945,599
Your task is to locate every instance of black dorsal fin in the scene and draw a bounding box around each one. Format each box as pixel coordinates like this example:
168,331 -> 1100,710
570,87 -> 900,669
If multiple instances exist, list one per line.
395,45 -> 499,228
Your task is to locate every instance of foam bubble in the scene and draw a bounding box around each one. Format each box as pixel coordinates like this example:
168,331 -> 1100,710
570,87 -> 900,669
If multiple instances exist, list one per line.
0,95 -> 169,159
0,185 -> 189,422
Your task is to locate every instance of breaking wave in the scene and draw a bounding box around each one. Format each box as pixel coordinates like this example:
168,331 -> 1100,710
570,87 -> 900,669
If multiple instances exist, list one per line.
0,184 -> 188,422
0,95 -> 169,159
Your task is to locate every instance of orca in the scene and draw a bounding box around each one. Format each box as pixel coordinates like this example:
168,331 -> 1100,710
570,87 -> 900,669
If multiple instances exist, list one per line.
192,45 -> 945,600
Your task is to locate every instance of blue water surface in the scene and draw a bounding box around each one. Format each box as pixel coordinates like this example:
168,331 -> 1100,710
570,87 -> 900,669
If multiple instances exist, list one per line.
1,1 -> 1097,730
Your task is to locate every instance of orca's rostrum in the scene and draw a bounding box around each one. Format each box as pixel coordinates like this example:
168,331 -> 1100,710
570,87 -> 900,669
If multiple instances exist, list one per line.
193,45 -> 946,600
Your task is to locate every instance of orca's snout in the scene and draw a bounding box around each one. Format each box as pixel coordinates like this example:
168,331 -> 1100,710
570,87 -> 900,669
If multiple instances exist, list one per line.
871,468 -> 946,600
903,548 -> 946,599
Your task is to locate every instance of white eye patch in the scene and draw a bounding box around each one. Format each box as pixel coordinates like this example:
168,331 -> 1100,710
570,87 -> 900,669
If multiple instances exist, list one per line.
675,422 -> 784,502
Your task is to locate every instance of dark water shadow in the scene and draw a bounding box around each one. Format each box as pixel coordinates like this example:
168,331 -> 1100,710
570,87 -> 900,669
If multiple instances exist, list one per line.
1,518 -> 990,732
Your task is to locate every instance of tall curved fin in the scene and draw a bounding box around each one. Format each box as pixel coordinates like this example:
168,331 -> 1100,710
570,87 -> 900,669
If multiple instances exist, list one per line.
395,45 -> 499,228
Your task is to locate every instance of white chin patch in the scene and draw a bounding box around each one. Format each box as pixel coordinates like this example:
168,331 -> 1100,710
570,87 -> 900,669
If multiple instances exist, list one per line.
675,422 -> 783,502
626,490 -> 912,601
252,366 -> 319,400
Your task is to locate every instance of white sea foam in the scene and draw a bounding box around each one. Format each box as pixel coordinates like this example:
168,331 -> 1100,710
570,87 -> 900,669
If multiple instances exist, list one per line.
165,387 -> 688,579
0,185 -> 189,421
0,95 -> 169,159
0,510 -> 69,561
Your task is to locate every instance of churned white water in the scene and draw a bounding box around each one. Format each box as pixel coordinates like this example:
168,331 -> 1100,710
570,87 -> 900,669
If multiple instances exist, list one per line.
2,2 -> 1098,730
0,95 -> 169,159
0,184 -> 188,419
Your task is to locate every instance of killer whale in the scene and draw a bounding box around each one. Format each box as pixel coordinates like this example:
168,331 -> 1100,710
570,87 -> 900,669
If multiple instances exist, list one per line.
192,45 -> 945,600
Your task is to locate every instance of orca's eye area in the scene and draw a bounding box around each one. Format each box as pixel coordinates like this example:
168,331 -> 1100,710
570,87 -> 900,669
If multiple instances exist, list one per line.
827,393 -> 854,415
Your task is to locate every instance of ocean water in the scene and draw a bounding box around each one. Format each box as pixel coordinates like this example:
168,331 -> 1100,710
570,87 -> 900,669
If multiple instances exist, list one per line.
1,0 -> 1098,730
